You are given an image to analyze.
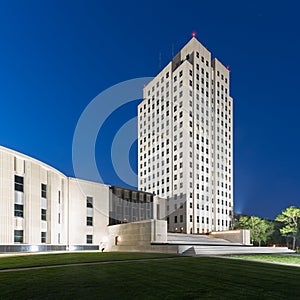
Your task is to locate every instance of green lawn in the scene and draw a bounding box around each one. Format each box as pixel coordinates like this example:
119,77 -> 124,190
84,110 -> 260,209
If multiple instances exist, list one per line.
232,254 -> 300,265
0,252 -> 175,270
1,253 -> 300,299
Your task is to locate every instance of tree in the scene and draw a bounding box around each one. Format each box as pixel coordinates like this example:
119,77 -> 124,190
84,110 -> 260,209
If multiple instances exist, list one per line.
275,206 -> 300,249
256,219 -> 274,246
235,216 -> 274,246
269,220 -> 287,246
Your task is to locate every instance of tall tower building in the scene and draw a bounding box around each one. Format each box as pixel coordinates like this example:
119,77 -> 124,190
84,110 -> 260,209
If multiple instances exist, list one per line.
138,37 -> 233,234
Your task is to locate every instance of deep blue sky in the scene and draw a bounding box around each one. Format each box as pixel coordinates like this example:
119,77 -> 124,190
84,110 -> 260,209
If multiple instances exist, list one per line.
0,1 -> 299,219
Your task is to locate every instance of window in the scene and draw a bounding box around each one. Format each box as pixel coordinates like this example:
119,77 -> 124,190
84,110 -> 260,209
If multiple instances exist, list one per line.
41,209 -> 47,221
87,216 -> 93,226
87,196 -> 93,208
41,232 -> 46,243
174,216 -> 178,223
86,235 -> 93,244
14,204 -> 23,218
41,184 -> 47,198
180,215 -> 183,223
14,175 -> 24,192
14,230 -> 23,243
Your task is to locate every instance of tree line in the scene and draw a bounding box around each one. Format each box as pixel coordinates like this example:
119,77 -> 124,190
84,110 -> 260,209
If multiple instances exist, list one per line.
234,206 -> 300,249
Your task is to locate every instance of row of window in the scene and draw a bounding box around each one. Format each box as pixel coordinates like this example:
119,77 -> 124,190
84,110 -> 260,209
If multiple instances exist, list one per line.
139,122 -> 230,143
14,197 -> 94,223
148,61 -> 228,102
14,230 -> 47,243
142,180 -> 232,198
139,148 -> 231,167
15,175 -> 48,198
140,133 -> 211,150
14,205 -> 49,221
15,210 -> 96,226
145,81 -> 227,106
140,117 -> 231,140
146,50 -> 227,84
167,199 -> 232,210
141,171 -> 231,184
173,215 -> 212,224
140,151 -> 212,168
14,230 -> 92,245
172,215 -> 231,226
141,93 -> 230,119
142,88 -> 230,113
141,160 -> 226,175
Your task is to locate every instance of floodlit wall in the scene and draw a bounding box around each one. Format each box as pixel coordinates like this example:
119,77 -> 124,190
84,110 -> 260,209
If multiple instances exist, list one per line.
68,178 -> 109,246
0,146 -> 68,246
107,219 -> 177,253
210,230 -> 251,245
0,145 -> 245,254
0,149 -> 14,244
0,146 -> 161,252
138,38 -> 234,234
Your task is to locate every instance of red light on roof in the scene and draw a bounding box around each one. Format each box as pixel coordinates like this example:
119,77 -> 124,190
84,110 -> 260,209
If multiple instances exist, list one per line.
226,65 -> 230,70
192,32 -> 196,37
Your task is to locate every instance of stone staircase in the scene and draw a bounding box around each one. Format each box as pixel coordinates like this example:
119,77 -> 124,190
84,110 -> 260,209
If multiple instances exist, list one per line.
181,245 -> 294,256
167,233 -> 236,245
166,233 -> 294,256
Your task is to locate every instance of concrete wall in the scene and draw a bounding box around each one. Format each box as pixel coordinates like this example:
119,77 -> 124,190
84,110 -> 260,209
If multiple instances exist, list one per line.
0,150 -> 14,244
107,219 -> 177,253
0,146 -> 68,246
0,146 -> 110,249
68,178 -> 109,246
153,196 -> 166,220
210,230 -> 251,245
0,146 -> 175,253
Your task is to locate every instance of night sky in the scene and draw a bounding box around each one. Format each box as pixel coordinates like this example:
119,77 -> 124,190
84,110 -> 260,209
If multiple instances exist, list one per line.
0,1 -> 299,219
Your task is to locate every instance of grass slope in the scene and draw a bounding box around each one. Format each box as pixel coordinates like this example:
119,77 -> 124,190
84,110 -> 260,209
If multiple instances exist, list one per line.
1,254 -> 300,299
0,252 -> 175,270
233,254 -> 300,265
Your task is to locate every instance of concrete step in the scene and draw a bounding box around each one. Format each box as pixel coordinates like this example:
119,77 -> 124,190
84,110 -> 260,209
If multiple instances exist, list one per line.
181,245 -> 294,256
167,233 -> 232,245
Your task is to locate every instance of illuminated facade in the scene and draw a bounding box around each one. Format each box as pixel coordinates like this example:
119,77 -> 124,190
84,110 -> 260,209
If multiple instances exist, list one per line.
0,146 -> 157,252
138,37 -> 234,233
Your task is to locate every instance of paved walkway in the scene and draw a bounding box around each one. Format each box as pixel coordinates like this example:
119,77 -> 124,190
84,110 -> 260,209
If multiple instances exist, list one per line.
0,256 -> 182,273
